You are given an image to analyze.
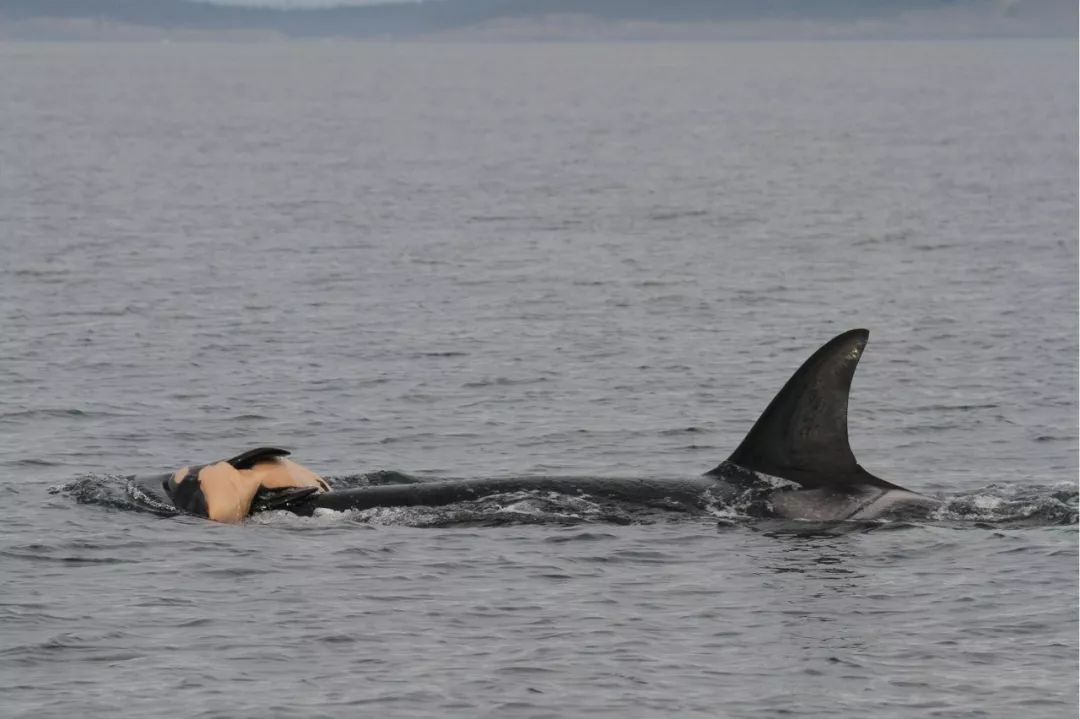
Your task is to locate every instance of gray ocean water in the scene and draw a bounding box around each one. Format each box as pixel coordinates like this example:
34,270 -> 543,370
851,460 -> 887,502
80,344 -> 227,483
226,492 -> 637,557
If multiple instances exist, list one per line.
1,40 -> 1077,718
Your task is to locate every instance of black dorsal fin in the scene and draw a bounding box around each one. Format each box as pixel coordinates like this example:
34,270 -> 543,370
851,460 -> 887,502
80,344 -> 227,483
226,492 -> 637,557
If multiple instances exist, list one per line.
709,329 -> 899,490
225,447 -> 291,470
250,485 -> 322,514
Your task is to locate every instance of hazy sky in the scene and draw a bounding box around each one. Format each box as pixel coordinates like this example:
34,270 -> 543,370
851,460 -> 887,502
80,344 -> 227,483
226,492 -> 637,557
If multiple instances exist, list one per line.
209,0 -> 415,5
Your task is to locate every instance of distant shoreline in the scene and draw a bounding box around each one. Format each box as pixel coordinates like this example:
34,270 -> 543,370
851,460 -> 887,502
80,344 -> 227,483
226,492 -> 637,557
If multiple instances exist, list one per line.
0,17 -> 1075,43
0,0 -> 1075,43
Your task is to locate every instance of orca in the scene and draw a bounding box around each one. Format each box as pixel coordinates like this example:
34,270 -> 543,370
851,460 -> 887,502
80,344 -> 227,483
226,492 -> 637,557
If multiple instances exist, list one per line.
161,447 -> 329,523
157,329 -> 940,523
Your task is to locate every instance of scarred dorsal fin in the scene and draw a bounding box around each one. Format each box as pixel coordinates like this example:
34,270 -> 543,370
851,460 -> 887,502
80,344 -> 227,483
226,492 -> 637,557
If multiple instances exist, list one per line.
225,447 -> 291,470
709,329 -> 900,491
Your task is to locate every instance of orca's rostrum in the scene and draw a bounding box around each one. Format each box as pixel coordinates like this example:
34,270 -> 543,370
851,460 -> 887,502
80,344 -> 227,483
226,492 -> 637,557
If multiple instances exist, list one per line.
154,329 -> 941,523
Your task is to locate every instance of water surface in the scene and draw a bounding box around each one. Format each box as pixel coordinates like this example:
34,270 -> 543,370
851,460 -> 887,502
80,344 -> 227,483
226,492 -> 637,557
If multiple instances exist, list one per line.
1,40 -> 1077,718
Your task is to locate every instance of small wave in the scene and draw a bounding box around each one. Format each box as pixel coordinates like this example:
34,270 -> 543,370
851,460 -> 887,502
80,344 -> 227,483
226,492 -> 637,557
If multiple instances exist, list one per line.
247,508 -> 376,528
467,214 -> 529,223
49,475 -> 178,517
461,376 -> 549,388
935,483 -> 1077,526
647,208 -> 709,221
8,458 -> 63,467
125,480 -> 181,516
50,470 -> 1078,530
2,630 -> 145,666
1,408 -> 90,420
0,550 -> 127,565
659,426 -> 705,436
543,530 -> 619,543
410,351 -> 469,358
